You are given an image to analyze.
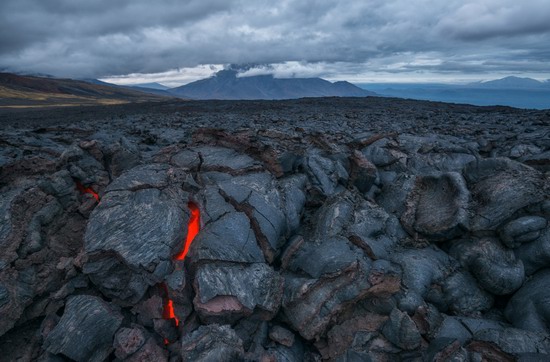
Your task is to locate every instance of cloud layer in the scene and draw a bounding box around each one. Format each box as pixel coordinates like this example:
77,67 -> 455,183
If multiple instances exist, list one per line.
1,0 -> 549,82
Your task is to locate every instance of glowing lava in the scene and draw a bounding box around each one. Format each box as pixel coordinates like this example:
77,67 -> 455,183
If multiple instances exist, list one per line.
175,202 -> 201,261
162,290 -> 179,326
75,181 -> 100,202
162,202 -> 201,334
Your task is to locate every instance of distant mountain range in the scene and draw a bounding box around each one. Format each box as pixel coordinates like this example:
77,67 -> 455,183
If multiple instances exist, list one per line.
0,71 -> 375,108
2,71 -> 549,109
81,79 -> 173,97
0,73 -> 170,108
168,70 -> 375,100
468,76 -> 550,89
358,76 -> 550,109
131,82 -> 170,90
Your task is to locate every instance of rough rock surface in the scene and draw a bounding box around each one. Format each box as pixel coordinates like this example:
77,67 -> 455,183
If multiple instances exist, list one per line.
180,324 -> 244,361
463,158 -> 545,231
505,269 -> 550,334
43,295 -> 123,362
83,180 -> 189,304
401,172 -> 469,241
449,237 -> 524,295
1,97 -> 549,361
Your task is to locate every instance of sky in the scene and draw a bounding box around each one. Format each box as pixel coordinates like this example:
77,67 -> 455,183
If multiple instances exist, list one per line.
1,0 -> 550,87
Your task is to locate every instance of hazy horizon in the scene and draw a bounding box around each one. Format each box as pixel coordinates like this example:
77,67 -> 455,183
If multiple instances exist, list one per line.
100,67 -> 550,89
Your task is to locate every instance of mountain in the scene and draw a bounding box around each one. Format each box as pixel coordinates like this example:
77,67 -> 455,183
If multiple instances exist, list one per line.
80,78 -> 117,87
358,77 -> 550,109
124,86 -> 173,97
169,70 -> 375,100
469,76 -> 545,89
131,82 -> 169,90
0,73 -> 172,108
80,78 -> 173,97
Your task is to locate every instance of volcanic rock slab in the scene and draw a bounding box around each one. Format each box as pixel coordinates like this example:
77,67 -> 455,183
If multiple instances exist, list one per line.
514,227 -> 550,276
401,172 -> 469,241
83,165 -> 190,304
463,158 -> 545,231
114,326 -> 168,361
83,187 -> 188,304
180,324 -> 244,361
450,237 -> 524,295
505,269 -> 550,334
499,216 -> 547,248
43,295 -> 123,362
194,263 -> 283,322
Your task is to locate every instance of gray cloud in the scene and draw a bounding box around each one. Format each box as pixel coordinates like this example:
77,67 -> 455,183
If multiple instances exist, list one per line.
436,0 -> 550,41
1,0 -> 549,80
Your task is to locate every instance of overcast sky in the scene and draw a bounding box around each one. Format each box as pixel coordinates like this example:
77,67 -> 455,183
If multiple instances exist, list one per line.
1,0 -> 550,86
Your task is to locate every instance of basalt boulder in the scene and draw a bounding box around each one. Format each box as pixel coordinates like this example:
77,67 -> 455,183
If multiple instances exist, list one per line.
391,246 -> 493,314
505,269 -> 550,334
301,151 -> 349,197
216,172 -> 290,263
171,146 -> 262,173
113,327 -> 163,360
463,158 -> 545,231
83,165 -> 191,304
449,237 -> 524,295
187,209 -> 264,265
401,172 -> 469,241
193,263 -> 283,322
43,295 -> 123,362
382,308 -> 422,350
346,199 -> 405,260
514,227 -> 550,276
499,216 -> 548,249
281,237 -> 399,341
472,327 -> 550,356
180,324 -> 245,362
0,183 -> 87,337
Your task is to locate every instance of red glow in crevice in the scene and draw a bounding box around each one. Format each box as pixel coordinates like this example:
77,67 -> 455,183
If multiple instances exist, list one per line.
75,181 -> 100,202
174,202 -> 201,261
162,283 -> 179,327
162,202 -> 201,338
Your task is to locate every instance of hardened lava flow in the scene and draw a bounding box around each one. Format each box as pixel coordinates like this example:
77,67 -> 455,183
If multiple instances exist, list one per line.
2,99 -> 550,361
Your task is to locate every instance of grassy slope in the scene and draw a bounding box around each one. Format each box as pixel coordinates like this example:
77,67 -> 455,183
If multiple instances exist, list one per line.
0,73 -> 171,108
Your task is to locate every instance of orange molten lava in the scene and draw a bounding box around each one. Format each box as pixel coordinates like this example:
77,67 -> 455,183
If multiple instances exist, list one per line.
162,202 -> 201,334
75,181 -> 100,202
163,296 -> 179,326
174,202 -> 201,260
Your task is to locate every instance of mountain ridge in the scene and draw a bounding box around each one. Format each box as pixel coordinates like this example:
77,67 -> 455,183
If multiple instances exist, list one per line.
358,76 -> 550,109
0,73 -> 172,108
169,69 -> 376,100
469,76 -> 549,89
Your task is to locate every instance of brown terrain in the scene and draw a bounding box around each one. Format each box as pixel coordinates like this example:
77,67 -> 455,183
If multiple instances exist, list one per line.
0,73 -> 172,108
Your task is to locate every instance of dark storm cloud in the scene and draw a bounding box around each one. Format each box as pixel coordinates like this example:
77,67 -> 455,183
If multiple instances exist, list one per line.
436,1 -> 550,41
0,0 -> 230,51
0,0 -> 549,79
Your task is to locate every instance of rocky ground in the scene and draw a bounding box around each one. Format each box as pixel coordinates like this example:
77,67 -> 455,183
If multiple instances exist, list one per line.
0,97 -> 549,361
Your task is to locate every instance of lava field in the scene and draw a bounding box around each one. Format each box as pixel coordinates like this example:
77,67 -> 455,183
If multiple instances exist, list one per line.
0,97 -> 550,361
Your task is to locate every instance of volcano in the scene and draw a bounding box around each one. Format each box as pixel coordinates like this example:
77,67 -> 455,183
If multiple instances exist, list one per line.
169,69 -> 376,100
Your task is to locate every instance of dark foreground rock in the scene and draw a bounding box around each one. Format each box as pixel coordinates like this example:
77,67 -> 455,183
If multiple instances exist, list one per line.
83,165 -> 190,304
0,97 -> 549,361
43,295 -> 123,361
180,324 -> 244,361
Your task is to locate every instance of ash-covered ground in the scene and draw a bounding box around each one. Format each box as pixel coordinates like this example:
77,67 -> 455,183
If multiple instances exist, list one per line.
1,97 -> 550,361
